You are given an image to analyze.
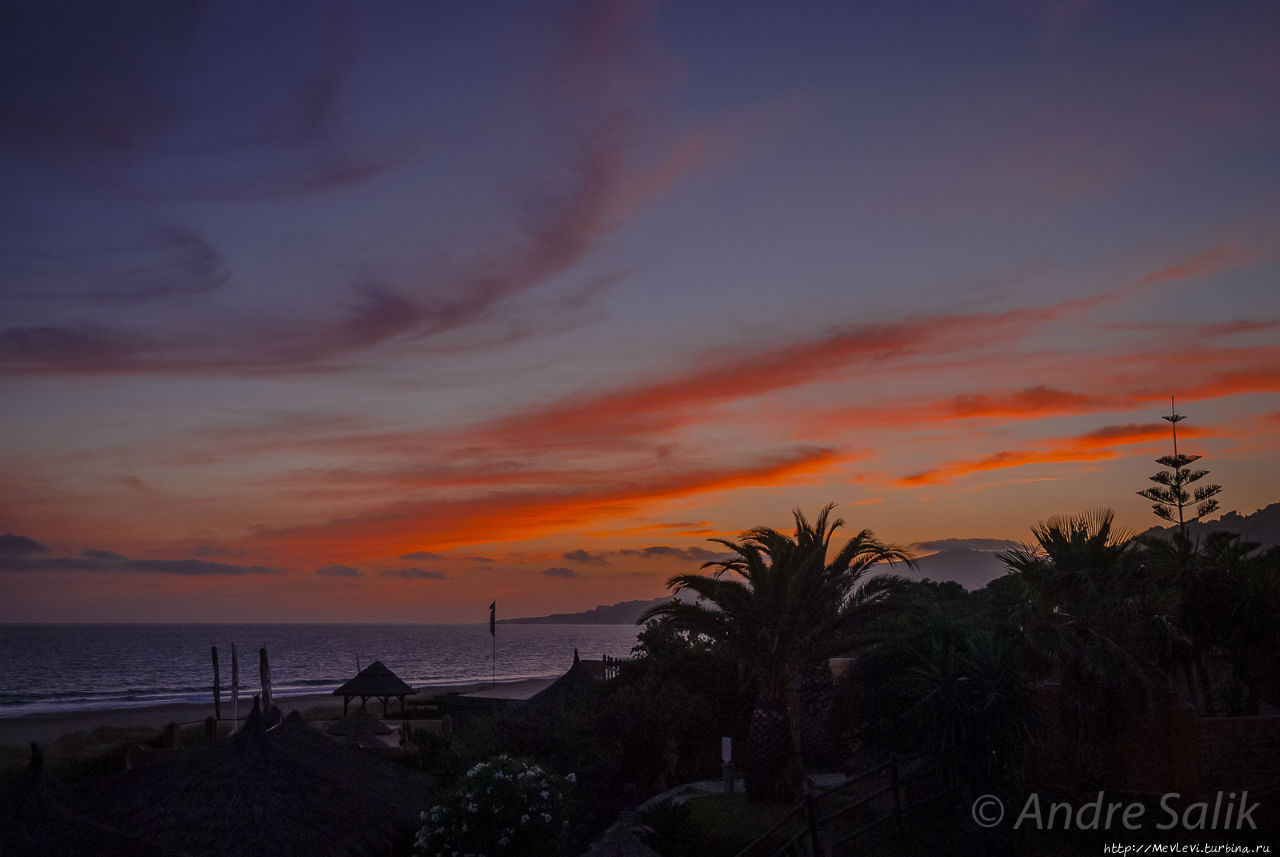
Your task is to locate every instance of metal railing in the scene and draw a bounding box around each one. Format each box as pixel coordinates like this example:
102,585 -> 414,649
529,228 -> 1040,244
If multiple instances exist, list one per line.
734,755 -> 957,857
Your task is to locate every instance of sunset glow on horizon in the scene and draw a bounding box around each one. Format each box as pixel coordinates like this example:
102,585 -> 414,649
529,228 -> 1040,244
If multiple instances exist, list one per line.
2,0 -> 1278,622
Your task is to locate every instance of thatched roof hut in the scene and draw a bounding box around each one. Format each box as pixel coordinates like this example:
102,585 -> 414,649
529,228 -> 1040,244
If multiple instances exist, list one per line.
517,649 -> 601,718
503,649 -> 602,735
81,701 -> 431,857
333,660 -> 417,716
0,744 -> 184,857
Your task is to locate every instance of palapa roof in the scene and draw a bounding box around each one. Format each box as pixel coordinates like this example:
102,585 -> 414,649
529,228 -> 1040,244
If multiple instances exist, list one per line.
0,746 -> 184,857
514,649 -> 601,719
332,660 -> 416,699
80,700 -> 431,857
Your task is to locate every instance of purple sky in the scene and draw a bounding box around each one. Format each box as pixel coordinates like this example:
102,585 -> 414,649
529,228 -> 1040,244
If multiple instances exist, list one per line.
2,0 -> 1278,622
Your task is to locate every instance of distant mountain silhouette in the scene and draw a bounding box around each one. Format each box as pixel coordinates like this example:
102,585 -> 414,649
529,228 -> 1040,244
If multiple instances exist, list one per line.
502,508 -> 1280,623
503,550 -> 1012,624
907,548 -> 1009,590
498,595 -> 689,625
1140,502 -> 1280,549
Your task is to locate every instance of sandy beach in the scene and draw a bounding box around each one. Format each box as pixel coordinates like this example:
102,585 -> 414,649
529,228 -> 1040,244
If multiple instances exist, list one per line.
0,677 -> 554,750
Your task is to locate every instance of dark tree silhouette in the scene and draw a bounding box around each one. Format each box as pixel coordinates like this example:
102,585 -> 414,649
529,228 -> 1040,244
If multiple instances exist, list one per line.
1137,398 -> 1221,538
640,504 -> 912,803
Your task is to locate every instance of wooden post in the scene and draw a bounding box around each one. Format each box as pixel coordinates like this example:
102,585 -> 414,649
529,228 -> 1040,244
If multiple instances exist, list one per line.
231,644 -> 240,725
211,646 -> 222,720
259,647 -> 272,714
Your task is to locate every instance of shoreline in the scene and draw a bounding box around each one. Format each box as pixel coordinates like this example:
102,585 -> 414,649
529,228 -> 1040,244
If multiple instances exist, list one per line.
0,677 -> 552,750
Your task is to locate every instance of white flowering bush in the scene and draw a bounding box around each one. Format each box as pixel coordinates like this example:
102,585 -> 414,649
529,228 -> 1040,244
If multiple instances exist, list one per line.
415,754 -> 574,857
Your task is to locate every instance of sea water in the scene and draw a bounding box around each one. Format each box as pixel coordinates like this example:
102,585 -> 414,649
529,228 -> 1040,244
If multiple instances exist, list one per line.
0,623 -> 641,717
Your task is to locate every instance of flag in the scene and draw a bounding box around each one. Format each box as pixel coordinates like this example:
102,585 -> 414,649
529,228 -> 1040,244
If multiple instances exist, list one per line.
489,601 -> 496,637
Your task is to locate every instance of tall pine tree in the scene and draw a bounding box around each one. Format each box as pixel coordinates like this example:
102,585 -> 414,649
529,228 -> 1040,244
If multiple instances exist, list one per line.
1137,398 -> 1221,538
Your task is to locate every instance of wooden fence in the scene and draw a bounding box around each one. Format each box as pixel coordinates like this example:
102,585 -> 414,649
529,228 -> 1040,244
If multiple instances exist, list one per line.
600,654 -> 630,680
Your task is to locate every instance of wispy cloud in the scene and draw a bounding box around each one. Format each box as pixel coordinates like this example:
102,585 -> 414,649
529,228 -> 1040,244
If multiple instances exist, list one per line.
617,545 -> 725,562
0,0 -> 715,378
190,544 -> 246,558
0,546 -> 284,576
1134,244 -> 1247,288
563,549 -> 607,565
0,534 -> 49,556
899,422 -> 1210,486
0,126 -> 655,377
82,549 -> 127,561
252,446 -> 841,562
2,228 -> 229,307
380,567 -> 446,580
315,564 -> 362,577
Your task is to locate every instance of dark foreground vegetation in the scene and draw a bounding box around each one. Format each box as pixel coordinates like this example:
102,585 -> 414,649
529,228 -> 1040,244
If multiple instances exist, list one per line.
409,499 -> 1280,856
5,494 -> 1279,854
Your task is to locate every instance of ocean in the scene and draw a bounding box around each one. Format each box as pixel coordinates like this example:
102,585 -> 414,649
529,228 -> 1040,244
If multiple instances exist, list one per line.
0,623 -> 642,718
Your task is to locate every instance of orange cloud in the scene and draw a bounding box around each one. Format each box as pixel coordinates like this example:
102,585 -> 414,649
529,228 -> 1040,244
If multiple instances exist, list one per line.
900,422 -> 1211,486
901,449 -> 1118,486
1068,422 -> 1202,448
252,446 -> 844,563
469,304 -> 1103,452
129,271 -> 1278,477
16,247 -> 1272,573
619,520 -> 718,536
806,341 -> 1280,441
944,386 -> 1111,420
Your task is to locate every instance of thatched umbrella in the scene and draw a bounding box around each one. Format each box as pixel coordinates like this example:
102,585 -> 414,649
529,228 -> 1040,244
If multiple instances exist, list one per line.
0,744 -> 184,857
333,660 -> 417,717
81,700 -> 431,857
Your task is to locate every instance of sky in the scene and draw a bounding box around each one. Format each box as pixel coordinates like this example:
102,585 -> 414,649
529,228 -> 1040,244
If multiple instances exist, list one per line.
1,0 -> 1278,623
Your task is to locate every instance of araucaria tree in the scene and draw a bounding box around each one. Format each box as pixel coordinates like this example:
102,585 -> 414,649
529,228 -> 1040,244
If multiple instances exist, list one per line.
1137,398 -> 1221,537
640,504 -> 912,803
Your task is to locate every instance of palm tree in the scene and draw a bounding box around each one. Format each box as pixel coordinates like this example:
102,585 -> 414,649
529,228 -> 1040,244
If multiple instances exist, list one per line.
639,504 -> 912,803
997,509 -> 1167,783
853,579 -> 1035,798
1139,530 -> 1276,715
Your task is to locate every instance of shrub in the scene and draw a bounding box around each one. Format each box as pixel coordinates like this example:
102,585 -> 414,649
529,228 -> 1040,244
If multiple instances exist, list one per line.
415,754 -> 574,857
